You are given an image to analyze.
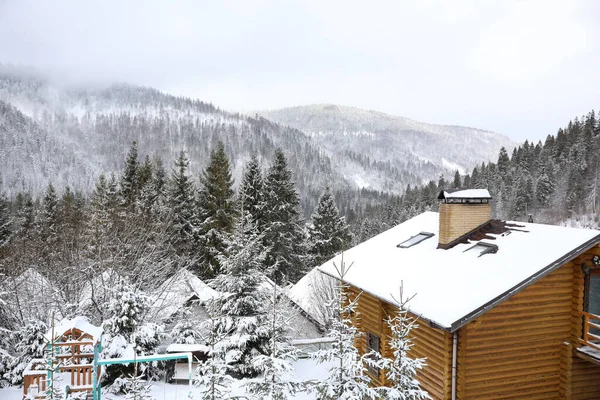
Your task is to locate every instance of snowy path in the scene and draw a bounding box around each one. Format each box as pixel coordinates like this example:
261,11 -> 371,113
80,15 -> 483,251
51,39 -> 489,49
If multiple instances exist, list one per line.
0,359 -> 331,400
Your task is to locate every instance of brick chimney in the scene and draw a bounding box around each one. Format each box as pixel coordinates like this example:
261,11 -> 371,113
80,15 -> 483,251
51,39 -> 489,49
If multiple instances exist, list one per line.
437,189 -> 492,249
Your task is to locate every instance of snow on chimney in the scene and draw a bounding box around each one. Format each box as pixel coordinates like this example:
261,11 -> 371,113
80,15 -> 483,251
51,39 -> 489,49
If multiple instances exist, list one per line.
437,189 -> 492,249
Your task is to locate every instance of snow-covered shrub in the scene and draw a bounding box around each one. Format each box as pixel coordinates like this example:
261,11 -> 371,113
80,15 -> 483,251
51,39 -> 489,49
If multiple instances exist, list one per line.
0,347 -> 14,388
124,363 -> 153,400
6,320 -> 47,385
170,319 -> 201,345
101,283 -> 164,392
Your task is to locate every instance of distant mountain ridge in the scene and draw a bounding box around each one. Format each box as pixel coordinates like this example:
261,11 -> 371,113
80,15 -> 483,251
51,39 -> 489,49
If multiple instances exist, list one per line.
0,66 -> 511,218
259,104 -> 513,178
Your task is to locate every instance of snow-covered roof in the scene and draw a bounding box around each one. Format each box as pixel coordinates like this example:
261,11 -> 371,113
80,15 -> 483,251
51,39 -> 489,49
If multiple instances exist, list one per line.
45,316 -> 103,343
79,268 -> 125,308
289,267 -> 336,327
318,211 -> 600,331
439,189 -> 491,199
2,268 -> 61,322
150,269 -> 218,321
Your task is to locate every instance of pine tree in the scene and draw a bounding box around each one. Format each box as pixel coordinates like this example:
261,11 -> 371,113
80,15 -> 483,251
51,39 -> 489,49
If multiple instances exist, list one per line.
101,283 -> 151,389
6,320 -> 47,385
245,282 -> 305,400
310,257 -> 378,400
308,187 -> 352,267
121,141 -> 140,210
137,155 -> 155,216
375,288 -> 428,400
40,183 -> 59,243
171,319 -> 202,345
0,187 -> 11,247
124,360 -> 153,400
536,170 -> 554,208
169,151 -> 198,259
15,191 -> 34,237
263,149 -> 307,284
197,142 -> 236,278
452,170 -> 461,190
209,212 -> 271,378
195,299 -> 233,400
240,155 -> 266,230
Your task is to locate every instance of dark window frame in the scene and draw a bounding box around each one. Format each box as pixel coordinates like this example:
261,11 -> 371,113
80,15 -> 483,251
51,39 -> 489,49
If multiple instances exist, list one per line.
365,331 -> 381,378
397,232 -> 434,249
583,267 -> 600,314
463,241 -> 498,257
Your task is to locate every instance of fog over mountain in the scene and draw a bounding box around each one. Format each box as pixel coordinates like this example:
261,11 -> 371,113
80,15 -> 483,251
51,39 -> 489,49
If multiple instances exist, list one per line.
0,66 -> 511,216
260,104 -> 513,184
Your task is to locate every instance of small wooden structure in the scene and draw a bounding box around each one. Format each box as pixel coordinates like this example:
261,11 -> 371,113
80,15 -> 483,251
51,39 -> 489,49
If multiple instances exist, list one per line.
320,189 -> 600,399
23,317 -> 102,399
165,343 -> 208,381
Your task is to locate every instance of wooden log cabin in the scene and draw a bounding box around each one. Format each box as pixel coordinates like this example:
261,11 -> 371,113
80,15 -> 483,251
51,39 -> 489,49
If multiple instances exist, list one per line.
318,189 -> 600,399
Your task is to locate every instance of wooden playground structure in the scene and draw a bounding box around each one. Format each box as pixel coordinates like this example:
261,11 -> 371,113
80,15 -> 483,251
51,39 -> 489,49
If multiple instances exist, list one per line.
23,317 -> 101,399
22,316 -> 194,400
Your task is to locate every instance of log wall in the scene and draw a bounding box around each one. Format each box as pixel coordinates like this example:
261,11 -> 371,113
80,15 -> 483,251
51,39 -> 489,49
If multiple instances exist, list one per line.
561,245 -> 600,399
348,287 -> 453,399
348,243 -> 600,399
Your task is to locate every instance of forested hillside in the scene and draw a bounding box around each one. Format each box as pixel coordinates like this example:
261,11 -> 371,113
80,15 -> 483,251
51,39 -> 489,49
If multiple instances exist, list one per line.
260,104 -> 513,188
0,67 -> 408,219
359,110 -> 600,241
0,67 -> 512,220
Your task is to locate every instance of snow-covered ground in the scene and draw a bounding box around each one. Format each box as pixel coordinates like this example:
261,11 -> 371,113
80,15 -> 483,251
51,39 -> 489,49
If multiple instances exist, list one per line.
0,359 -> 331,400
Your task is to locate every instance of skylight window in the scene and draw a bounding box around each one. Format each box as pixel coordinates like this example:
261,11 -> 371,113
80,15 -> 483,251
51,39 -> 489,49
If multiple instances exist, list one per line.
397,232 -> 434,248
464,242 -> 498,257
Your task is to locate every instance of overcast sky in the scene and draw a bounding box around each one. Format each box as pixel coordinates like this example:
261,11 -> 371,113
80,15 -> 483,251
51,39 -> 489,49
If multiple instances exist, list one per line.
1,0 -> 599,142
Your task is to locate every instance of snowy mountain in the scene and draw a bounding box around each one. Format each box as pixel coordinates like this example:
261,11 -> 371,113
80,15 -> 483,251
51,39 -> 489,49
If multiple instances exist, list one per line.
259,104 -> 514,187
0,67 -> 510,216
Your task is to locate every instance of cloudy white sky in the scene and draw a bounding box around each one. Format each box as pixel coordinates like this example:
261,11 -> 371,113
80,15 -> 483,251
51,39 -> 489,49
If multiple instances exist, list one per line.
1,0 -> 598,141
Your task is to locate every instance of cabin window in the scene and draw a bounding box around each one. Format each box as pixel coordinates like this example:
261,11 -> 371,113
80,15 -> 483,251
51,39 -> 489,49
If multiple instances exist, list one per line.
365,332 -> 381,377
585,269 -> 600,336
464,242 -> 498,257
397,232 -> 434,248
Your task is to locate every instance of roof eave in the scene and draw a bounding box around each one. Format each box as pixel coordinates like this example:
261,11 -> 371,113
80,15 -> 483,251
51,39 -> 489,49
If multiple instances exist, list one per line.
448,232 -> 600,332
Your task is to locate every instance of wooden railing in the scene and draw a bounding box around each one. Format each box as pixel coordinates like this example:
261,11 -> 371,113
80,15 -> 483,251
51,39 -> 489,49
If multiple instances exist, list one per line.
580,311 -> 600,351
22,359 -> 97,399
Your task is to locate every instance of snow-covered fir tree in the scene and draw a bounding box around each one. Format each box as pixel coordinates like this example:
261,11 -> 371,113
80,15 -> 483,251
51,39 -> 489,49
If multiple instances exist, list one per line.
209,210 -> 271,378
245,282 -> 305,400
310,257 -> 378,400
195,299 -> 233,400
263,149 -> 307,284
120,141 -> 141,211
171,318 -> 202,345
308,187 -> 352,267
6,320 -> 47,385
0,179 -> 12,247
169,151 -> 198,261
239,155 -> 266,231
375,287 -> 428,400
100,282 -> 161,391
197,142 -> 237,278
124,360 -> 153,400
40,183 -> 59,245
